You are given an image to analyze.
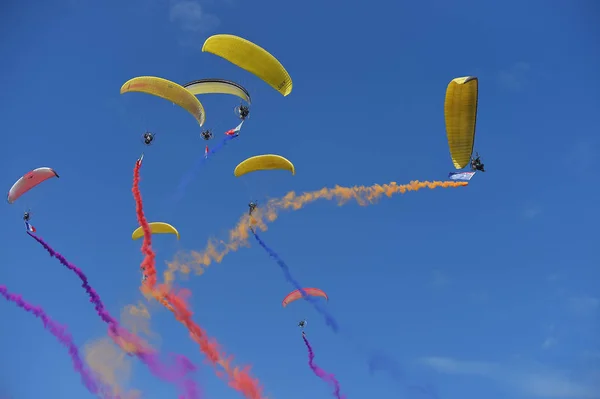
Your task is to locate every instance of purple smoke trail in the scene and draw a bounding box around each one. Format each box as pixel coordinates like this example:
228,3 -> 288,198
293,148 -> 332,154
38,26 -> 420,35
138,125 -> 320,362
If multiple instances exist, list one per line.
252,232 -> 433,394
27,231 -> 202,399
27,232 -> 118,326
302,333 -> 346,399
0,285 -> 106,397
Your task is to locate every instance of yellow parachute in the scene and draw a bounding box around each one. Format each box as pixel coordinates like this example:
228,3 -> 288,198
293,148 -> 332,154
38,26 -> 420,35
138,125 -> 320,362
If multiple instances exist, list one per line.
120,76 -> 206,126
132,222 -> 180,240
234,154 -> 295,177
444,76 -> 478,169
202,34 -> 293,97
183,79 -> 251,104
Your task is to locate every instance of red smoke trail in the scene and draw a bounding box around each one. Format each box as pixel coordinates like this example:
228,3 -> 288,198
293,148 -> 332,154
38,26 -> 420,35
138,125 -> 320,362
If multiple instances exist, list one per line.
26,233 -> 200,399
132,159 -> 265,399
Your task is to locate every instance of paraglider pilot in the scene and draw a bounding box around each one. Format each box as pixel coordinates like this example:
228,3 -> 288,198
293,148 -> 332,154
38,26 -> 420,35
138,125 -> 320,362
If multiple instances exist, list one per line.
23,211 -> 36,232
248,201 -> 258,215
201,129 -> 213,141
23,210 -> 36,232
237,105 -> 250,120
143,132 -> 155,146
298,319 -> 307,328
470,152 -> 485,172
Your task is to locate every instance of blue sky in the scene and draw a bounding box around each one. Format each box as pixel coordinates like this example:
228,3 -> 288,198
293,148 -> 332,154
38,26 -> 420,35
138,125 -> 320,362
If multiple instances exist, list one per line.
0,0 -> 598,398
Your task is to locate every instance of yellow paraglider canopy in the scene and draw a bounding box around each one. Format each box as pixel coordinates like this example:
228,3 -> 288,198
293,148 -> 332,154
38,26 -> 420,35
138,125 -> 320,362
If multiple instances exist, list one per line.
132,222 -> 180,240
444,76 -> 478,169
184,79 -> 251,104
234,155 -> 295,178
120,76 -> 206,126
202,34 -> 293,96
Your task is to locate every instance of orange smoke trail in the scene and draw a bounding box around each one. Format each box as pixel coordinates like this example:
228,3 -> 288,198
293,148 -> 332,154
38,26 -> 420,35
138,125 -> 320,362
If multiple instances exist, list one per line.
84,337 -> 141,399
85,303 -> 157,397
164,180 -> 468,283
132,160 -> 265,399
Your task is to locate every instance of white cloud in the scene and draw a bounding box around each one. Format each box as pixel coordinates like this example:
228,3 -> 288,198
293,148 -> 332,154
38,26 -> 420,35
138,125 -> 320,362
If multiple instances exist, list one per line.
470,290 -> 490,303
564,139 -> 596,172
523,205 -> 542,219
169,0 -> 220,32
542,337 -> 558,349
582,350 -> 600,360
431,269 -> 450,287
498,62 -> 531,91
418,356 -> 600,399
568,296 -> 600,316
418,357 -> 496,376
514,370 -> 599,398
541,324 -> 558,349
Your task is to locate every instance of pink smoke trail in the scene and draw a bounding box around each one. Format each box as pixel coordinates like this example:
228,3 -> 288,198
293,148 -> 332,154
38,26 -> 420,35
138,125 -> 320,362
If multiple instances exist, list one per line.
0,284 -> 108,397
26,232 -> 201,399
302,333 -> 346,399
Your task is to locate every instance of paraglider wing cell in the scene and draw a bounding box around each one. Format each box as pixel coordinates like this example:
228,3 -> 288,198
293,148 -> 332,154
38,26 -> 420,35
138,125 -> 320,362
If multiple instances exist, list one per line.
7,167 -> 59,204
132,222 -> 180,240
444,76 -> 478,170
234,154 -> 295,178
120,76 -> 206,126
202,34 -> 293,96
282,288 -> 328,307
183,79 -> 252,104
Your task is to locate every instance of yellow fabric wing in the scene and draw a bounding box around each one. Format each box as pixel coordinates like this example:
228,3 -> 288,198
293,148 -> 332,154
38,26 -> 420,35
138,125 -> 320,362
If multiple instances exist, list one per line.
132,222 -> 180,240
184,79 -> 251,104
234,154 -> 295,177
444,76 -> 478,169
121,76 -> 206,126
202,34 -> 292,96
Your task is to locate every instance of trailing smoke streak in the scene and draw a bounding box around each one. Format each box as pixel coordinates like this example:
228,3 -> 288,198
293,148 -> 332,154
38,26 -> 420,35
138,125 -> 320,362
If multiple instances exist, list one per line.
251,228 -> 339,331
164,180 -> 468,284
368,352 -> 404,379
251,230 -> 438,397
133,159 -> 265,399
173,135 -> 237,203
148,179 -> 464,391
302,333 -> 346,399
0,285 -> 107,397
84,337 -> 140,399
27,232 -> 119,326
26,232 -> 200,399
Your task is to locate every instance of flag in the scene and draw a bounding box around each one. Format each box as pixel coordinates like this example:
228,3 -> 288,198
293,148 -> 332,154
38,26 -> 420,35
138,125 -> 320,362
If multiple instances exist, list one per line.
25,221 -> 36,232
448,171 -> 475,181
224,121 -> 244,137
